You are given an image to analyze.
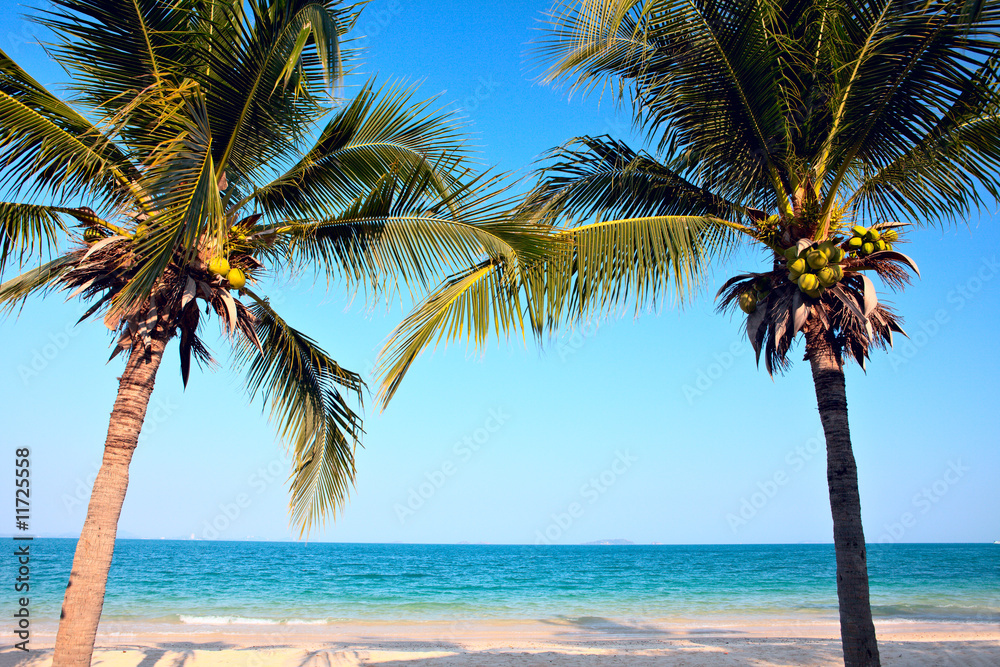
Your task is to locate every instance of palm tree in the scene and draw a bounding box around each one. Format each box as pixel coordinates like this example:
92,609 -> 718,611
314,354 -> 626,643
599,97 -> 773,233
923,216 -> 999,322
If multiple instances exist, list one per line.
376,2 -> 1000,665
0,1 -> 536,664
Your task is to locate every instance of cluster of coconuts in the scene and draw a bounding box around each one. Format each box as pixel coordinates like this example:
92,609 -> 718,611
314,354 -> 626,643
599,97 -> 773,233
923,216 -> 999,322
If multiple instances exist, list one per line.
738,277 -> 771,314
846,225 -> 896,257
208,256 -> 246,290
784,240 -> 846,299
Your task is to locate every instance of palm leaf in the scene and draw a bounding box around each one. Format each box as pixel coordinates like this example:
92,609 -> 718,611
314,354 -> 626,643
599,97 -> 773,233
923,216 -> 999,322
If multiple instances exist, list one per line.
0,255 -> 77,314
0,203 -> 70,275
235,292 -> 364,535
0,47 -> 140,207
376,260 -> 522,407
248,80 -> 468,222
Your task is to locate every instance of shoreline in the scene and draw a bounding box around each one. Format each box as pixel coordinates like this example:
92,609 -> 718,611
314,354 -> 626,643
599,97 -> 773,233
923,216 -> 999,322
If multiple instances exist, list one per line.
5,619 -> 999,666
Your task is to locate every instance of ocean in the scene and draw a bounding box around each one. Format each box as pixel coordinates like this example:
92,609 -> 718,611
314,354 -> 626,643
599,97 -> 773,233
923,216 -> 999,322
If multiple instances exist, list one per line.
19,540 -> 1000,629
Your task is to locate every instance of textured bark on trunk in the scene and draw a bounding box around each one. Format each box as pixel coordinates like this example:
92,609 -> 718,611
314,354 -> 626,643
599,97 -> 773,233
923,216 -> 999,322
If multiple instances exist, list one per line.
806,329 -> 881,667
52,335 -> 168,667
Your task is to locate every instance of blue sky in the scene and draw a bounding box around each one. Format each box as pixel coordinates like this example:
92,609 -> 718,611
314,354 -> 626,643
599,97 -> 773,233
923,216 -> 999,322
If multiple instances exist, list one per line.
2,0 -> 999,545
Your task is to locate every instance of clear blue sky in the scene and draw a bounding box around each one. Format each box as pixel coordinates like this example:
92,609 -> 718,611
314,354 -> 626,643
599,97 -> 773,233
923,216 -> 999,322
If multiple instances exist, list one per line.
2,0 -> 998,545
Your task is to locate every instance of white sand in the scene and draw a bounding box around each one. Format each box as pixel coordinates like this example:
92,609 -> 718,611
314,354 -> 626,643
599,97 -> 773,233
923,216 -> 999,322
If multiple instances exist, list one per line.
3,619 -> 999,666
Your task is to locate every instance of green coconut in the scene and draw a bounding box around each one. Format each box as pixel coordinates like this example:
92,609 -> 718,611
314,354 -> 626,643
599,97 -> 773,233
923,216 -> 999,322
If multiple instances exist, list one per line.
829,247 -> 846,263
806,250 -> 828,270
862,242 -> 875,255
787,270 -> 801,283
830,265 -> 844,282
847,237 -> 863,250
851,225 -> 867,237
883,229 -> 899,242
865,228 -> 881,242
789,258 -> 807,274
783,246 -> 799,261
209,256 -> 230,276
876,239 -> 887,252
806,287 -> 823,299
739,292 -> 758,314
798,273 -> 820,292
817,267 -> 837,287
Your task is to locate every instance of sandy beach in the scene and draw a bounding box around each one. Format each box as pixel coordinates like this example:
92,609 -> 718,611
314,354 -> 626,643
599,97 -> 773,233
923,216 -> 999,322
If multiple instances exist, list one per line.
4,619 -> 999,666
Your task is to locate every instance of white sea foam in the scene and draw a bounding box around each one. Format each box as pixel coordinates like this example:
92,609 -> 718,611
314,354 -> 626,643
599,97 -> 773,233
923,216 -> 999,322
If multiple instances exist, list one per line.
178,615 -> 281,626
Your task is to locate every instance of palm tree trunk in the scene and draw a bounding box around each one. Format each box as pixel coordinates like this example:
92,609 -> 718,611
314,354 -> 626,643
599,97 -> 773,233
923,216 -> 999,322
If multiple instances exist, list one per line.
52,335 -> 169,667
806,329 -> 881,667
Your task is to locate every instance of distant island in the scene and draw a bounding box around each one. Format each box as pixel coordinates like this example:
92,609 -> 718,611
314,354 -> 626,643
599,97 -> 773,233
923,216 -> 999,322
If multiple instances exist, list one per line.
582,539 -> 635,545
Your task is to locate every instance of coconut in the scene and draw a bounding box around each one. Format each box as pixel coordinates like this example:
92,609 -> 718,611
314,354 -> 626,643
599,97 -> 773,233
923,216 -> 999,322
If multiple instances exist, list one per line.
787,270 -> 801,283
851,225 -> 867,237
227,268 -> 246,290
783,247 -> 799,261
876,239 -> 887,251
789,258 -> 807,274
847,237 -> 863,249
883,230 -> 899,242
83,228 -> 103,244
830,265 -> 844,282
798,273 -> 820,292
806,250 -> 828,270
862,242 -> 875,255
829,247 -> 846,263
818,267 -> 838,287
209,256 -> 230,276
806,287 -> 823,299
739,292 -> 758,314
818,240 -> 836,256
865,228 -> 881,242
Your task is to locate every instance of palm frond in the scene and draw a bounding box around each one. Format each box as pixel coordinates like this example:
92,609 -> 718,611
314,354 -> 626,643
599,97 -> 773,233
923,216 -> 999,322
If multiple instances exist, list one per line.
37,0 -> 188,108
376,260 -> 523,407
202,0 -> 355,185
524,135 -> 748,225
0,47 -> 139,206
248,80 -> 468,221
280,167 -> 552,294
115,83 -> 225,312
819,0 -> 1000,211
0,255 -> 77,314
0,203 -> 70,275
235,292 -> 364,535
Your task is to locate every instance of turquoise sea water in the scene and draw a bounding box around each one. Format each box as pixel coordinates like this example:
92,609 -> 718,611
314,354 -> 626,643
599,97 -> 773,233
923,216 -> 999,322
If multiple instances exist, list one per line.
17,540 -> 1000,627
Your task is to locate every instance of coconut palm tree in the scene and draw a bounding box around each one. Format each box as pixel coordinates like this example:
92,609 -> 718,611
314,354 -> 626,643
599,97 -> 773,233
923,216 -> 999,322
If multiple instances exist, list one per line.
376,2 -> 1000,665
0,0 -> 537,664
